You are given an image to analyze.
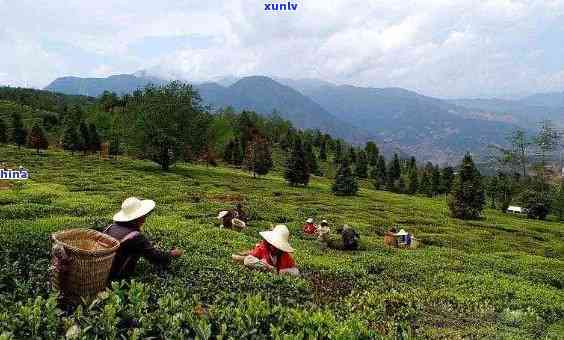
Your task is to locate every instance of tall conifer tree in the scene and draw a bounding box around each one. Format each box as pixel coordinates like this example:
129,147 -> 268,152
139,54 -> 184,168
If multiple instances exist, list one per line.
0,118 -> 7,144
284,137 -> 310,186
11,113 -> 27,148
332,160 -> 358,196
448,153 -> 485,219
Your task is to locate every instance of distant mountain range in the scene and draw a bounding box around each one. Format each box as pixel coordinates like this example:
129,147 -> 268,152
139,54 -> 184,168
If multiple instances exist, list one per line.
44,73 -> 564,164
447,97 -> 564,128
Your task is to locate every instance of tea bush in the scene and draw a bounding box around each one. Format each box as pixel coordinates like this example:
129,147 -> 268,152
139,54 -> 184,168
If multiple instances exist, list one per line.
0,145 -> 562,338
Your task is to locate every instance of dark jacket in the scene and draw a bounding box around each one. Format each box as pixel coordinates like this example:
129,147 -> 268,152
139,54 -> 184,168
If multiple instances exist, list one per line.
104,223 -> 171,279
221,208 -> 247,229
342,228 -> 360,250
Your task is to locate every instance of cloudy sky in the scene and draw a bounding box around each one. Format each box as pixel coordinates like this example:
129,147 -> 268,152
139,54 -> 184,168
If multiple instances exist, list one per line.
1,0 -> 564,98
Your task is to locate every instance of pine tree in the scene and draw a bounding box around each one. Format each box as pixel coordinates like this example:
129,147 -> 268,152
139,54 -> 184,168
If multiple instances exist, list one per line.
313,130 -> 323,147
448,153 -> 485,219
372,155 -> 387,190
486,175 -> 499,208
245,134 -> 273,177
397,176 -> 406,193
88,123 -> 101,153
304,140 -> 321,176
348,147 -> 357,163
232,138 -> 244,165
440,166 -> 455,194
223,140 -> 235,164
284,137 -> 310,186
28,123 -> 49,154
332,160 -> 358,196
355,150 -> 368,178
11,113 -> 27,148
238,110 -> 256,152
0,118 -> 7,144
333,140 -> 343,163
431,165 -> 441,196
79,121 -> 90,154
388,153 -> 401,182
408,156 -> 417,171
419,169 -> 432,197
319,138 -> 327,161
62,125 -> 80,155
407,169 -> 418,194
365,141 -> 379,166
109,134 -> 121,158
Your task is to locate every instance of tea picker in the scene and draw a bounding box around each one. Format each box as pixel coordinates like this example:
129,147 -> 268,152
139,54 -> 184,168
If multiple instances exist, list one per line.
104,197 -> 184,279
51,197 -> 183,303
383,227 -> 419,249
303,217 -> 317,235
232,224 -> 299,276
217,203 -> 248,230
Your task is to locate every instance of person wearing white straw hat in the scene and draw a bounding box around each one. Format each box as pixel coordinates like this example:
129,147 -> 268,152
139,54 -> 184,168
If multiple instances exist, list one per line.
394,229 -> 411,247
235,224 -> 299,276
316,220 -> 331,245
104,197 -> 183,279
217,203 -> 248,230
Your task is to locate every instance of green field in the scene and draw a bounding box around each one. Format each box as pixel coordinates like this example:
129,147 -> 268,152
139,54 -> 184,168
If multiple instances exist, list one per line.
1,145 -> 563,339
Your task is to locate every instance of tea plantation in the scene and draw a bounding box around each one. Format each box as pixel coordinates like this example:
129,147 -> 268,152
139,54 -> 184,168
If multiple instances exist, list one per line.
0,145 -> 563,339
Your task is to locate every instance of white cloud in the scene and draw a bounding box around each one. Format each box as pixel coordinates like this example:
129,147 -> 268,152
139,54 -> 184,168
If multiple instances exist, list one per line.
1,0 -> 564,97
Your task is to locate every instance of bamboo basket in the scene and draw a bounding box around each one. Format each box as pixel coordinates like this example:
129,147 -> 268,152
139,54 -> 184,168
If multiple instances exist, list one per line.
383,234 -> 397,248
51,228 -> 120,303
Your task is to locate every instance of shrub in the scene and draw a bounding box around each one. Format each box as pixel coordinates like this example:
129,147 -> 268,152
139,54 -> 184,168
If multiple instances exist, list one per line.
518,189 -> 551,220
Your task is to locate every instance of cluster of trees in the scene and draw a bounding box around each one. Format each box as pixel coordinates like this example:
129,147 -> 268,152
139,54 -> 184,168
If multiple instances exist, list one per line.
448,122 -> 563,221
0,113 -> 48,154
0,84 -> 457,199
2,84 -> 562,221
368,153 -> 455,197
484,122 -> 563,220
62,121 -> 101,155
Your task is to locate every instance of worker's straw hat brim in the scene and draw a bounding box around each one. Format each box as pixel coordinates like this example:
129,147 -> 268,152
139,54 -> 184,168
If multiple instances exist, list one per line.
394,229 -> 408,236
259,225 -> 294,253
113,198 -> 155,222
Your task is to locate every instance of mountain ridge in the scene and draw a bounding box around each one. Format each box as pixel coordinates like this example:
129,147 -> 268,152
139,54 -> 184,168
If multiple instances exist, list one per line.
44,72 -> 558,163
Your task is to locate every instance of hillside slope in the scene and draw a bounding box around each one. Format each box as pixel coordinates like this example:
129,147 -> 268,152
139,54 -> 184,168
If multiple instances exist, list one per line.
200,76 -> 375,145
46,75 -> 381,147
449,97 -> 564,127
304,85 -> 520,164
1,145 -> 563,338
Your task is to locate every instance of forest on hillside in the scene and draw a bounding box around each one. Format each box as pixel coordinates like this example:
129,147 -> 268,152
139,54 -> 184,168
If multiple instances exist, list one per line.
0,83 -> 563,221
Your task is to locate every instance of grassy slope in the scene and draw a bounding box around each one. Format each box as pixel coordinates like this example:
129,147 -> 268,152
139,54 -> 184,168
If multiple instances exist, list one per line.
0,145 -> 563,338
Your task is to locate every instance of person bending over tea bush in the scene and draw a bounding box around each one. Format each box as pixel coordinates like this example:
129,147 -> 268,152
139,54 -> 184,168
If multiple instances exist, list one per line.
341,225 -> 360,250
217,203 -> 248,229
233,224 -> 299,276
104,197 -> 184,279
303,217 -> 317,235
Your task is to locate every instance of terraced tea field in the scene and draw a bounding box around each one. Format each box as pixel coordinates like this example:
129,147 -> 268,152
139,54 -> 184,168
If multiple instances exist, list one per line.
0,145 -> 563,339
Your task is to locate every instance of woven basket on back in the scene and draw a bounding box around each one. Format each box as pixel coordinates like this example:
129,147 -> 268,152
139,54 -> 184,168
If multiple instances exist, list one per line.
51,228 -> 120,303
